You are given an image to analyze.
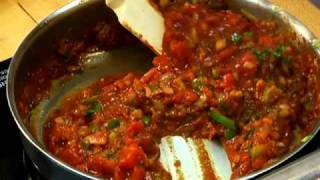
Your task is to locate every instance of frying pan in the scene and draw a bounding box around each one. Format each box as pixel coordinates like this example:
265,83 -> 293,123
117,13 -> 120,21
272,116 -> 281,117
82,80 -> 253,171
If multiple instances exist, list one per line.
6,0 -> 320,179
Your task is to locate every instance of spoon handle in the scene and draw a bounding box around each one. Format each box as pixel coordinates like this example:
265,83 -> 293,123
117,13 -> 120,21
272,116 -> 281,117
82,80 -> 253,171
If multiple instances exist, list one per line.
105,0 -> 165,54
159,136 -> 232,180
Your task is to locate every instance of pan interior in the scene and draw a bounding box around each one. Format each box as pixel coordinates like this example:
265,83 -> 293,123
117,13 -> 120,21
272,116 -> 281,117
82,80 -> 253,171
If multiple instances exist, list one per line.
9,0 -> 320,179
29,45 -> 153,145
20,0 -> 319,148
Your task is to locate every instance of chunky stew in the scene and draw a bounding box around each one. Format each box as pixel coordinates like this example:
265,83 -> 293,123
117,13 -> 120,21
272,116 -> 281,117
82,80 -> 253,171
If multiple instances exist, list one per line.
40,1 -> 320,179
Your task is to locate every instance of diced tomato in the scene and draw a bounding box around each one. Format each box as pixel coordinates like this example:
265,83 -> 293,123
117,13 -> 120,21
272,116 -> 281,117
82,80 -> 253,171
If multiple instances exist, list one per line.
205,15 -> 219,26
182,69 -> 196,82
172,90 -> 199,104
58,146 -> 83,166
113,73 -> 134,90
216,46 -> 238,62
184,90 -> 199,103
81,89 -> 92,99
237,51 -> 258,78
87,155 -> 116,176
239,153 -> 251,176
125,121 -> 144,138
118,143 -> 145,170
169,40 -> 191,61
76,164 -> 88,172
164,11 -> 183,29
251,157 -> 267,170
258,35 -> 274,48
131,166 -> 146,180
51,123 -> 77,143
122,73 -> 135,87
225,11 -> 248,30
114,167 -> 125,180
140,68 -> 159,83
203,87 -> 213,99
217,73 -> 235,91
183,3 -> 202,14
153,55 -> 172,69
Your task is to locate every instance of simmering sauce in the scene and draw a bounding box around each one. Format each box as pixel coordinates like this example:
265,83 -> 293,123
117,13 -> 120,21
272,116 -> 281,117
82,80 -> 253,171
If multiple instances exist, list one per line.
36,1 -> 320,179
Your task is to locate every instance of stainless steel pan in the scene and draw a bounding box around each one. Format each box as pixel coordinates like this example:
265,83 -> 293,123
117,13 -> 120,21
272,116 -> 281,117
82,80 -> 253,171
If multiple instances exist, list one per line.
6,0 -> 320,179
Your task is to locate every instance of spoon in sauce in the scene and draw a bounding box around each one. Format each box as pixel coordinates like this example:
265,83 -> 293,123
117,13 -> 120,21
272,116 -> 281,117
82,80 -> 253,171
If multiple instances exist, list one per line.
105,0 -> 232,179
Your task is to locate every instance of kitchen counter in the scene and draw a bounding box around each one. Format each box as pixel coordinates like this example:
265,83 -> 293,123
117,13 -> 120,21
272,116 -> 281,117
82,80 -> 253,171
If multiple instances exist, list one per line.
0,0 -> 72,61
0,0 -> 319,61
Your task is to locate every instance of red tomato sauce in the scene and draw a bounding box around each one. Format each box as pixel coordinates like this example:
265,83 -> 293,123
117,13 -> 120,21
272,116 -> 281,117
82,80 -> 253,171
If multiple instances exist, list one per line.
41,1 -> 320,179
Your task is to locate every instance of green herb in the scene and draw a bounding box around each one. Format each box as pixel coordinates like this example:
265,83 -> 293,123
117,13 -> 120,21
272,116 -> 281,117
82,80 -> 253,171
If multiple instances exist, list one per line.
304,96 -> 314,111
292,127 -> 303,146
231,32 -> 242,44
148,83 -> 159,92
271,5 -> 281,13
217,94 -> 228,112
211,68 -> 220,79
89,123 -> 100,133
243,31 -> 253,37
246,128 -> 254,139
105,150 -> 116,159
272,47 -> 283,59
209,111 -> 236,130
250,144 -> 265,158
81,140 -> 90,151
143,116 -> 151,126
272,45 -> 292,64
262,89 -> 272,104
261,86 -> 280,104
282,56 -> 292,64
107,118 -> 121,129
301,135 -> 311,143
46,122 -> 52,129
109,131 -> 118,141
225,130 -> 236,140
85,100 -> 102,118
192,77 -> 203,91
254,49 -> 270,64
82,96 -> 97,104
312,39 -> 320,50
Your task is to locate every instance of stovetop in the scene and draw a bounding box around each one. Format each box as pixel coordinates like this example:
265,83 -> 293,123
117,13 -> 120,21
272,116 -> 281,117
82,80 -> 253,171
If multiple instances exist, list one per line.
0,59 -> 319,180
0,60 -> 43,180
0,60 -> 23,180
